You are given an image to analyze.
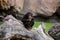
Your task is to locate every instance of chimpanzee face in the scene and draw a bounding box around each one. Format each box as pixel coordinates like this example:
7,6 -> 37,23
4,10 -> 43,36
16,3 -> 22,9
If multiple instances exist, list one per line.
29,15 -> 32,19
28,14 -> 33,19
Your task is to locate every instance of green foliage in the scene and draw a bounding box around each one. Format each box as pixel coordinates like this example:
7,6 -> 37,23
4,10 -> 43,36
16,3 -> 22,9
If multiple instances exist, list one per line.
33,22 -> 40,28
45,23 -> 54,33
33,22 -> 54,33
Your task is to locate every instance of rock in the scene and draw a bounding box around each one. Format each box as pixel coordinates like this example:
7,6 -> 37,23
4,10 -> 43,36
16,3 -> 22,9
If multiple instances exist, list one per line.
48,23 -> 60,40
0,15 -> 54,40
22,0 -> 57,16
55,0 -> 60,6
0,0 -> 58,17
0,0 -> 24,11
0,15 -> 4,21
0,0 -> 24,20
0,15 -> 28,40
35,22 -> 54,40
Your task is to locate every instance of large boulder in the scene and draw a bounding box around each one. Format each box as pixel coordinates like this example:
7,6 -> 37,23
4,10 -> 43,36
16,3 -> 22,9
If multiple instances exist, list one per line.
22,0 -> 57,16
0,0 -> 58,17
0,15 -> 54,40
48,23 -> 60,40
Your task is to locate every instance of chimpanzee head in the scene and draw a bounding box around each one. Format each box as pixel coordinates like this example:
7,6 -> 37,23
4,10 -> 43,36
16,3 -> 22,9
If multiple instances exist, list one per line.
23,12 -> 33,19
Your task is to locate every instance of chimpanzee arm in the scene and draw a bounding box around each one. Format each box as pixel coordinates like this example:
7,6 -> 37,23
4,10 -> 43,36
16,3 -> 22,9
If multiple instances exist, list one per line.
31,21 -> 34,27
30,19 -> 34,27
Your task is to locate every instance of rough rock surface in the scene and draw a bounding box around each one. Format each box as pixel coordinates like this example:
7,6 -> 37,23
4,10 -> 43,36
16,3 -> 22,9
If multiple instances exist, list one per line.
23,0 -> 57,16
48,23 -> 60,40
0,0 -> 24,11
0,15 -> 54,40
0,0 -> 58,16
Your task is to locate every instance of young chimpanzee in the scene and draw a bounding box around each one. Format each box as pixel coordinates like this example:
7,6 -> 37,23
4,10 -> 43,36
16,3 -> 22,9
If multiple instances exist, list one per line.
21,12 -> 34,30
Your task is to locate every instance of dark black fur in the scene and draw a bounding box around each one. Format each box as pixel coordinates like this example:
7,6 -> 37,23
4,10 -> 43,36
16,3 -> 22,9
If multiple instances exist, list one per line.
21,12 -> 34,30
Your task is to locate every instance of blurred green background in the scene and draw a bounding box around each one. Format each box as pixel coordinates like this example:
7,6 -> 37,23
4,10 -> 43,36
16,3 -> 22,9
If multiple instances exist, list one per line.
33,22 -> 54,33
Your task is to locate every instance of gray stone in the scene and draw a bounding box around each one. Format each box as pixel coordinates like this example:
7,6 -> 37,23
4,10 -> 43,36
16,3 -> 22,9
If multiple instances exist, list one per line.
0,15 -> 54,40
48,23 -> 60,40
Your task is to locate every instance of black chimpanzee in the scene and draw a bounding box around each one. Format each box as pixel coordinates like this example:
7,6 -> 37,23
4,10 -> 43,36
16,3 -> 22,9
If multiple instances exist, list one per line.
21,12 -> 34,30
